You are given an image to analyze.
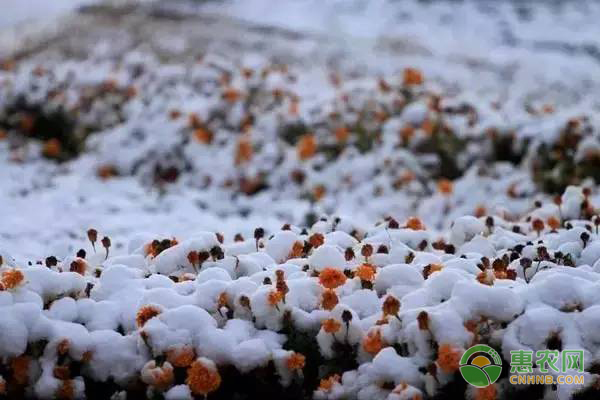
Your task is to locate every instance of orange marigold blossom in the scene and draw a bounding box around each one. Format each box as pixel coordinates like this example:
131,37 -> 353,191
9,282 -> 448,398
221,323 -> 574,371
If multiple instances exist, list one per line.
2,268 -> 24,289
286,352 -> 306,370
319,268 -> 347,289
235,136 -> 253,165
57,339 -> 70,356
268,290 -> 284,306
405,217 -> 425,231
437,343 -> 462,373
11,355 -> 30,385
55,380 -> 75,400
42,138 -> 61,158
355,264 -> 376,282
167,346 -> 196,368
532,218 -> 545,234
319,374 -> 341,391
403,67 -> 424,85
474,384 -> 497,400
322,318 -> 342,334
194,127 -> 213,144
321,289 -> 339,311
335,126 -> 349,142
288,241 -> 304,259
547,216 -> 560,231
186,358 -> 221,396
297,134 -> 317,160
136,305 -> 162,328
363,329 -> 386,355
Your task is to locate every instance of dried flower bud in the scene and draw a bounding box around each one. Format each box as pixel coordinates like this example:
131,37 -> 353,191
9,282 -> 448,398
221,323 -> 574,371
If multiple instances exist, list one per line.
361,244 -> 373,259
344,247 -> 355,261
341,310 -> 353,323
46,256 -> 58,268
382,296 -> 400,316
87,229 -> 98,251
417,311 -> 429,331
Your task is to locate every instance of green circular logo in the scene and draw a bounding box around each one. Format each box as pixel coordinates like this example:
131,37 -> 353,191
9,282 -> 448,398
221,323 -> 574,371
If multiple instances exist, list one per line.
459,344 -> 503,387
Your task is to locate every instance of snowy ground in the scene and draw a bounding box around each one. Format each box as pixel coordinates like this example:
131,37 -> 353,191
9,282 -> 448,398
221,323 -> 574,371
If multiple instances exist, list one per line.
0,1 -> 600,399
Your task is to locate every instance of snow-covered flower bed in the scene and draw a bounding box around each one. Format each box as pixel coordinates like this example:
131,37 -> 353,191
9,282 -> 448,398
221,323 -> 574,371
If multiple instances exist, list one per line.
1,185 -> 600,399
2,1 -> 600,399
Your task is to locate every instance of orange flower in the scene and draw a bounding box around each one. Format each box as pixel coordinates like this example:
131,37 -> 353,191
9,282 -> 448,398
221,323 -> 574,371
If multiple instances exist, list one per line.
186,358 -> 221,396
531,218 -> 545,235
321,289 -> 339,311
322,318 -> 342,334
319,374 -> 341,391
42,139 -> 62,158
286,352 -> 306,370
403,67 -> 424,86
288,241 -> 304,259
363,329 -> 386,355
382,295 -> 400,317
474,384 -> 497,400
319,268 -> 347,289
437,179 -> 453,195
355,264 -> 376,282
297,134 -> 317,160
547,216 -> 560,231
217,292 -> 229,309
235,136 -> 253,165
313,185 -> 326,201
222,87 -> 241,103
11,355 -> 30,385
142,361 -> 174,391
423,263 -> 443,279
187,250 -> 199,268
474,205 -> 487,218
437,343 -> 462,373
268,290 -> 283,307
57,339 -> 70,356
405,217 -> 425,231
334,126 -> 349,142
194,127 -> 213,144
309,233 -> 325,248
55,380 -> 75,400
2,268 -> 24,290
69,259 -> 86,275
97,164 -> 118,180
136,305 -> 162,328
